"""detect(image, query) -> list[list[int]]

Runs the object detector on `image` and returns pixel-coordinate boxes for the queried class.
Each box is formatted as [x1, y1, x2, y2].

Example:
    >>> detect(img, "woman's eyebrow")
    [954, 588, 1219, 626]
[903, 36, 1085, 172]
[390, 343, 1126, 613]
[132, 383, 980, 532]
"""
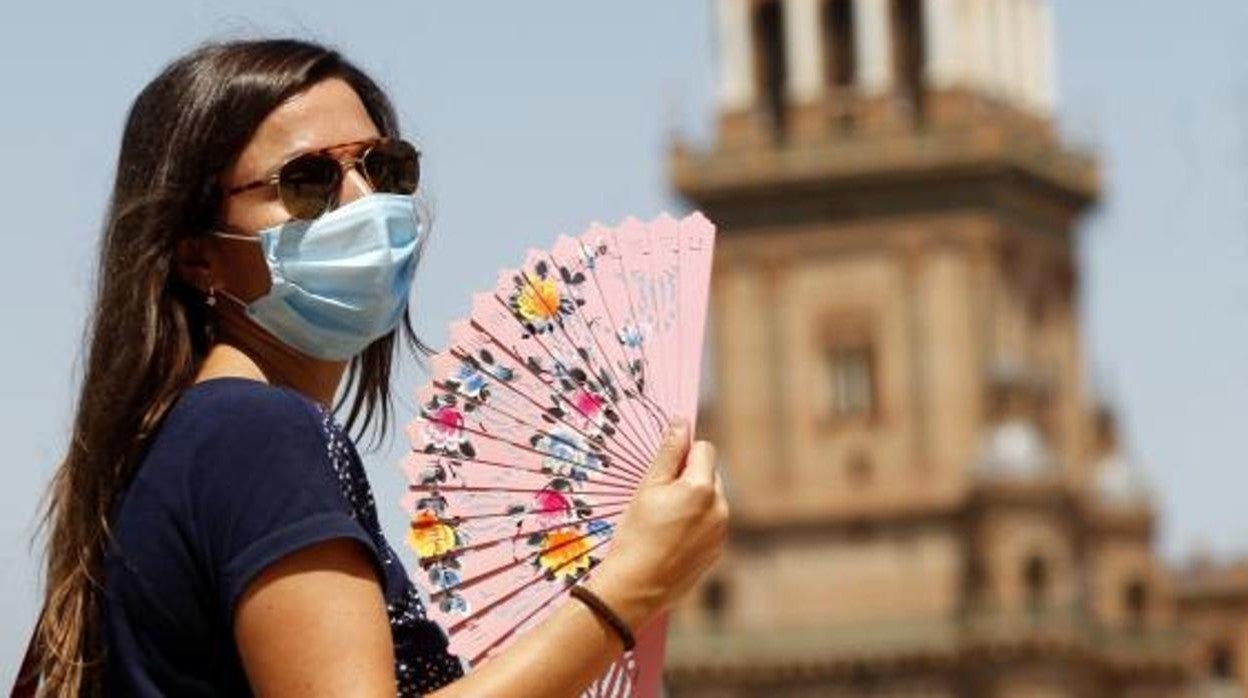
[239, 143, 314, 186]
[274, 142, 316, 164]
[269, 137, 378, 171]
[240, 136, 383, 187]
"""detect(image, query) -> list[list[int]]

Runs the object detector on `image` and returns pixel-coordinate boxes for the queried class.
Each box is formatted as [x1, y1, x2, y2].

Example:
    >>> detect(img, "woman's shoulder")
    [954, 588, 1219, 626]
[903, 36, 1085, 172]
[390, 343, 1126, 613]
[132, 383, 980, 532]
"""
[135, 378, 333, 494]
[165, 377, 323, 436]
[110, 377, 384, 644]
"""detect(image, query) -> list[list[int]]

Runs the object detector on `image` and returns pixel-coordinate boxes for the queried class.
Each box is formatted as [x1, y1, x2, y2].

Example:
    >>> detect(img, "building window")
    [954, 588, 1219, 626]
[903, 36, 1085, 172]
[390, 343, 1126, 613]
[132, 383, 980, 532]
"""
[890, 0, 926, 120]
[965, 556, 987, 597]
[847, 451, 874, 489]
[701, 576, 729, 629]
[1211, 644, 1235, 679]
[1023, 554, 1048, 614]
[826, 344, 875, 420]
[1124, 578, 1147, 629]
[823, 0, 856, 90]
[753, 0, 788, 141]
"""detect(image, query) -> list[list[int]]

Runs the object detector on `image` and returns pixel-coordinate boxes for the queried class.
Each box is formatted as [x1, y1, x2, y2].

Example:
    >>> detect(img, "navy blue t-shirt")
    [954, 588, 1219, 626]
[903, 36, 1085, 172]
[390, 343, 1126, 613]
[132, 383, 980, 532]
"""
[102, 378, 464, 696]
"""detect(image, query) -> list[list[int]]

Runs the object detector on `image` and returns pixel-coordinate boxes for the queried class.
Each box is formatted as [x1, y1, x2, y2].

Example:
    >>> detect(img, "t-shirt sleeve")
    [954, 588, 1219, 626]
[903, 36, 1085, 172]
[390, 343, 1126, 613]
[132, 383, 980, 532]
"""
[182, 385, 382, 626]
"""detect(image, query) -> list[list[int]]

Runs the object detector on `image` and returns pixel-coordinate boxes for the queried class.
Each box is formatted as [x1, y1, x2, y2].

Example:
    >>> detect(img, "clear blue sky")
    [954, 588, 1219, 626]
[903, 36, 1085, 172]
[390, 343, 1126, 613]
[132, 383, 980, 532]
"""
[2, 0, 1245, 684]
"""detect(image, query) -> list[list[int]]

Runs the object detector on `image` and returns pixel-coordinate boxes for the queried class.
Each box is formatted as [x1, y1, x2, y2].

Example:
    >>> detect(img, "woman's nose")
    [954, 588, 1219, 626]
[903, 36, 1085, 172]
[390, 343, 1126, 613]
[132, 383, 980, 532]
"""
[337, 166, 374, 206]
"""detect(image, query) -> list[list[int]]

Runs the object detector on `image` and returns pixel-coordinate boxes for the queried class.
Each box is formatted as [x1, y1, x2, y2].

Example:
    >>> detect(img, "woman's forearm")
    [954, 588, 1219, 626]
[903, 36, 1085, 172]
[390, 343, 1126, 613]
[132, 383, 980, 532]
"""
[428, 568, 651, 698]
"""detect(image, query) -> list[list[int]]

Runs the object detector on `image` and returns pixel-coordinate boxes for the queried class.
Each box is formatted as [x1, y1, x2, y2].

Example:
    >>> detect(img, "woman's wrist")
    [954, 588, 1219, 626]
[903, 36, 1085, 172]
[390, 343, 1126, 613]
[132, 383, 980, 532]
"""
[583, 559, 664, 634]
[570, 585, 635, 650]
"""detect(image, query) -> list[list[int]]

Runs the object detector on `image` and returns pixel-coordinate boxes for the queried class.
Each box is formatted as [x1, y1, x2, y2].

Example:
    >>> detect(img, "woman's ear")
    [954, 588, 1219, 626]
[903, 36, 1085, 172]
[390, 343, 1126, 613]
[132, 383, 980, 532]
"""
[174, 237, 214, 293]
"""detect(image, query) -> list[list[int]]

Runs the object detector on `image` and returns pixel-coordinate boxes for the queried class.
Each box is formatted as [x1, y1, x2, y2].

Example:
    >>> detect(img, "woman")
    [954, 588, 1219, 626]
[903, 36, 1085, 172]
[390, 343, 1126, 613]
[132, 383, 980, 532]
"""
[23, 38, 727, 697]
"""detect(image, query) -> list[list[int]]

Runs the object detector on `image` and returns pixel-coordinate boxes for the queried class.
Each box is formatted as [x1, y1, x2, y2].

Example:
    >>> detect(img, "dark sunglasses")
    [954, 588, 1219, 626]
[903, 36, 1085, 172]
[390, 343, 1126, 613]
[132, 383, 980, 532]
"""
[225, 137, 421, 220]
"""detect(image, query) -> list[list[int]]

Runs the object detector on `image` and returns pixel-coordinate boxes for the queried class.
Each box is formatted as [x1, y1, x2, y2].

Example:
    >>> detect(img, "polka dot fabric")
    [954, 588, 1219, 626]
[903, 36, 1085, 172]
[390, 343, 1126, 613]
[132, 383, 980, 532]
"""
[317, 407, 466, 696]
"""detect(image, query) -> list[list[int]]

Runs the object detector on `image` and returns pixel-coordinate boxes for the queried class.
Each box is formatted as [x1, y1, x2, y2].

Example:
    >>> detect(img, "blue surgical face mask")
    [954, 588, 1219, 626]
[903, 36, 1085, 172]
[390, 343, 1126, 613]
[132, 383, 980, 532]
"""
[214, 192, 423, 360]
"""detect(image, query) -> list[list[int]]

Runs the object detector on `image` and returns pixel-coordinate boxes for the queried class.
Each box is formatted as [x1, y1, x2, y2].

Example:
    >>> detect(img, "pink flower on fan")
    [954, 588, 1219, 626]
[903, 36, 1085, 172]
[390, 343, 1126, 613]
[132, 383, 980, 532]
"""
[535, 487, 573, 526]
[425, 405, 465, 448]
[570, 388, 605, 421]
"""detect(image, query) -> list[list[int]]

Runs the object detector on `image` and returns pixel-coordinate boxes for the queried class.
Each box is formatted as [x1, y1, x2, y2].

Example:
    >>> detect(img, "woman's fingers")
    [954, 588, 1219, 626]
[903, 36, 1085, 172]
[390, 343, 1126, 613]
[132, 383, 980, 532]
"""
[645, 420, 691, 484]
[680, 440, 717, 490]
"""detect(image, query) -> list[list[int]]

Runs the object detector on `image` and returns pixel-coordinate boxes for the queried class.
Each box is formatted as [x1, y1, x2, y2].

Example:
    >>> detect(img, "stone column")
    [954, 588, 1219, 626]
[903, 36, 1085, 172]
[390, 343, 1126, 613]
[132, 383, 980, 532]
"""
[853, 0, 892, 96]
[716, 0, 756, 112]
[960, 0, 994, 98]
[784, 0, 825, 102]
[923, 0, 960, 90]
[1036, 0, 1057, 113]
[988, 0, 1013, 100]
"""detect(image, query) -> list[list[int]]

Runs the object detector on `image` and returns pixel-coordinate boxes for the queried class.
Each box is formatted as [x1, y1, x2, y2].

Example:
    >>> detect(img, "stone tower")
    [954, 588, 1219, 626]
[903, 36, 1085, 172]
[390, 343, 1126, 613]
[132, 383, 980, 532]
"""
[663, 1, 1189, 695]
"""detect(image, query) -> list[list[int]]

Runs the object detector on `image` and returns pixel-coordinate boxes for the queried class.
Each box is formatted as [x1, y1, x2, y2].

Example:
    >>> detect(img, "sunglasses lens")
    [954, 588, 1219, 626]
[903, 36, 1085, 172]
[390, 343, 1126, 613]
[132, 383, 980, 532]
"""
[278, 154, 341, 219]
[363, 139, 420, 196]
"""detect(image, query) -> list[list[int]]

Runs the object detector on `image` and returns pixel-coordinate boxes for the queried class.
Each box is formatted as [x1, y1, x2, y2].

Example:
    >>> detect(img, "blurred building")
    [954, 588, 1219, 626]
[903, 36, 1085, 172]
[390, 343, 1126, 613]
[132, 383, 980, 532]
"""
[663, 1, 1244, 696]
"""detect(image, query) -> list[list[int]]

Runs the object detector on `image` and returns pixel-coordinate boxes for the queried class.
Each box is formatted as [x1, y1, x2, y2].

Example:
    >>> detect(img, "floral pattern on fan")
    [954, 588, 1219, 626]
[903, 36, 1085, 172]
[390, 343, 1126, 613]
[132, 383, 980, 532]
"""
[407, 495, 470, 615]
[533, 429, 606, 481]
[398, 212, 716, 698]
[507, 259, 586, 336]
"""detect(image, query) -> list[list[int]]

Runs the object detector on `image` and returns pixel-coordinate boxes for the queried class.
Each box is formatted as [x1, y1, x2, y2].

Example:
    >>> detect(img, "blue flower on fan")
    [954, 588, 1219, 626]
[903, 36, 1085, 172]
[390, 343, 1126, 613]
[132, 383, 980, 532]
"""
[579, 241, 607, 270]
[450, 362, 488, 399]
[616, 323, 645, 348]
[424, 560, 470, 615]
[587, 519, 614, 540]
[431, 566, 461, 589]
[442, 595, 469, 614]
[483, 361, 514, 382]
[534, 428, 604, 481]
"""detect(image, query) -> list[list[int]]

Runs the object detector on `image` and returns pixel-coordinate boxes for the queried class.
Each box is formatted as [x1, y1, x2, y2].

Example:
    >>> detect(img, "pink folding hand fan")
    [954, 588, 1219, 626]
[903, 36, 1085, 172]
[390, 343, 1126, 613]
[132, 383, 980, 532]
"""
[398, 212, 716, 697]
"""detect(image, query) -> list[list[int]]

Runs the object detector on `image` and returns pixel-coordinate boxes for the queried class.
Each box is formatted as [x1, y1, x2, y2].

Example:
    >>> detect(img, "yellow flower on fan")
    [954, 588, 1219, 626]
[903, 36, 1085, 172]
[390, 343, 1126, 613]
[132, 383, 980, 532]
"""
[537, 527, 592, 580]
[408, 509, 458, 559]
[515, 274, 561, 324]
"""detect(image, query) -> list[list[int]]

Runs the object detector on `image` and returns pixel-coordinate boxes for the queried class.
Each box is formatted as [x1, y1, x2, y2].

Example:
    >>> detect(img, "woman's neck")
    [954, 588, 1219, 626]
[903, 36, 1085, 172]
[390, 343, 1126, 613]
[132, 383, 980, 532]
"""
[195, 318, 346, 406]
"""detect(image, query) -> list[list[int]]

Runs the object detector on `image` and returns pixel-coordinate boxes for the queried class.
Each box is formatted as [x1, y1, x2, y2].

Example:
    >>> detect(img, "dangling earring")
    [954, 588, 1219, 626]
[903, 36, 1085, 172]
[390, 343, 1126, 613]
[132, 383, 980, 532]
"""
[203, 281, 219, 346]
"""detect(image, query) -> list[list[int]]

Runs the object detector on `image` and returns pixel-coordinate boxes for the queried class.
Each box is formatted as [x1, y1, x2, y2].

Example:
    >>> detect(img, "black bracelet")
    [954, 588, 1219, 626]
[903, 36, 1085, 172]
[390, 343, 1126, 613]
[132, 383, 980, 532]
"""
[570, 584, 636, 652]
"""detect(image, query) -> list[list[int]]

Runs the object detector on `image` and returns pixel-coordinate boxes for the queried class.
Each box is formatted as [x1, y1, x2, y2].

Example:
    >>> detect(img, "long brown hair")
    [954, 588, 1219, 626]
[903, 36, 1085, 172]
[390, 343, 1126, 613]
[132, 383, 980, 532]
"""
[33, 38, 426, 696]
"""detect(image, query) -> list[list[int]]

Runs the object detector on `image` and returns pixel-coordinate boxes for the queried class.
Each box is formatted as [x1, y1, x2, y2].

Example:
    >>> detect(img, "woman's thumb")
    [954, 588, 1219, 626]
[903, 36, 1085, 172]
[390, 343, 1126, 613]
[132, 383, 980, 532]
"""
[646, 420, 690, 483]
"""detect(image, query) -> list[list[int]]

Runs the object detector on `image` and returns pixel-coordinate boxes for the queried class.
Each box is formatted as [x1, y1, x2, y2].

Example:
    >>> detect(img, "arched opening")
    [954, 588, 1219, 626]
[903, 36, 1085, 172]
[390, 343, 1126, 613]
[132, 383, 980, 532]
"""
[1210, 643, 1235, 680]
[752, 0, 788, 141]
[701, 576, 729, 630]
[847, 451, 873, 489]
[1124, 578, 1147, 629]
[822, 0, 856, 90]
[1023, 554, 1048, 616]
[889, 0, 926, 121]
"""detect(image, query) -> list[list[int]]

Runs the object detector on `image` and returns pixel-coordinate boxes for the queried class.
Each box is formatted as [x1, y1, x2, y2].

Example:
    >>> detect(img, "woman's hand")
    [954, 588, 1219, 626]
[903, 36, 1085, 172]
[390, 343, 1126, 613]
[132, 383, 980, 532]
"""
[427, 420, 728, 698]
[584, 420, 730, 632]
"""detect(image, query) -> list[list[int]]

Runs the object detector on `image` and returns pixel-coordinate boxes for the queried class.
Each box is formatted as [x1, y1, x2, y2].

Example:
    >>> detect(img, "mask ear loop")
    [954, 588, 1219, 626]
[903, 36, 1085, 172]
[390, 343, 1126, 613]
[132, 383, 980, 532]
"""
[209, 282, 252, 312]
[214, 230, 261, 242]
[208, 230, 265, 312]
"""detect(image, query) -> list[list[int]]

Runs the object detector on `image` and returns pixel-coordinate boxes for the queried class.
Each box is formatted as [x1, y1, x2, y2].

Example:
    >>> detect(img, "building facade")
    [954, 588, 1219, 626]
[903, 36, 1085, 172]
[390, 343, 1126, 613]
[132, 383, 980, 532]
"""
[662, 1, 1242, 695]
